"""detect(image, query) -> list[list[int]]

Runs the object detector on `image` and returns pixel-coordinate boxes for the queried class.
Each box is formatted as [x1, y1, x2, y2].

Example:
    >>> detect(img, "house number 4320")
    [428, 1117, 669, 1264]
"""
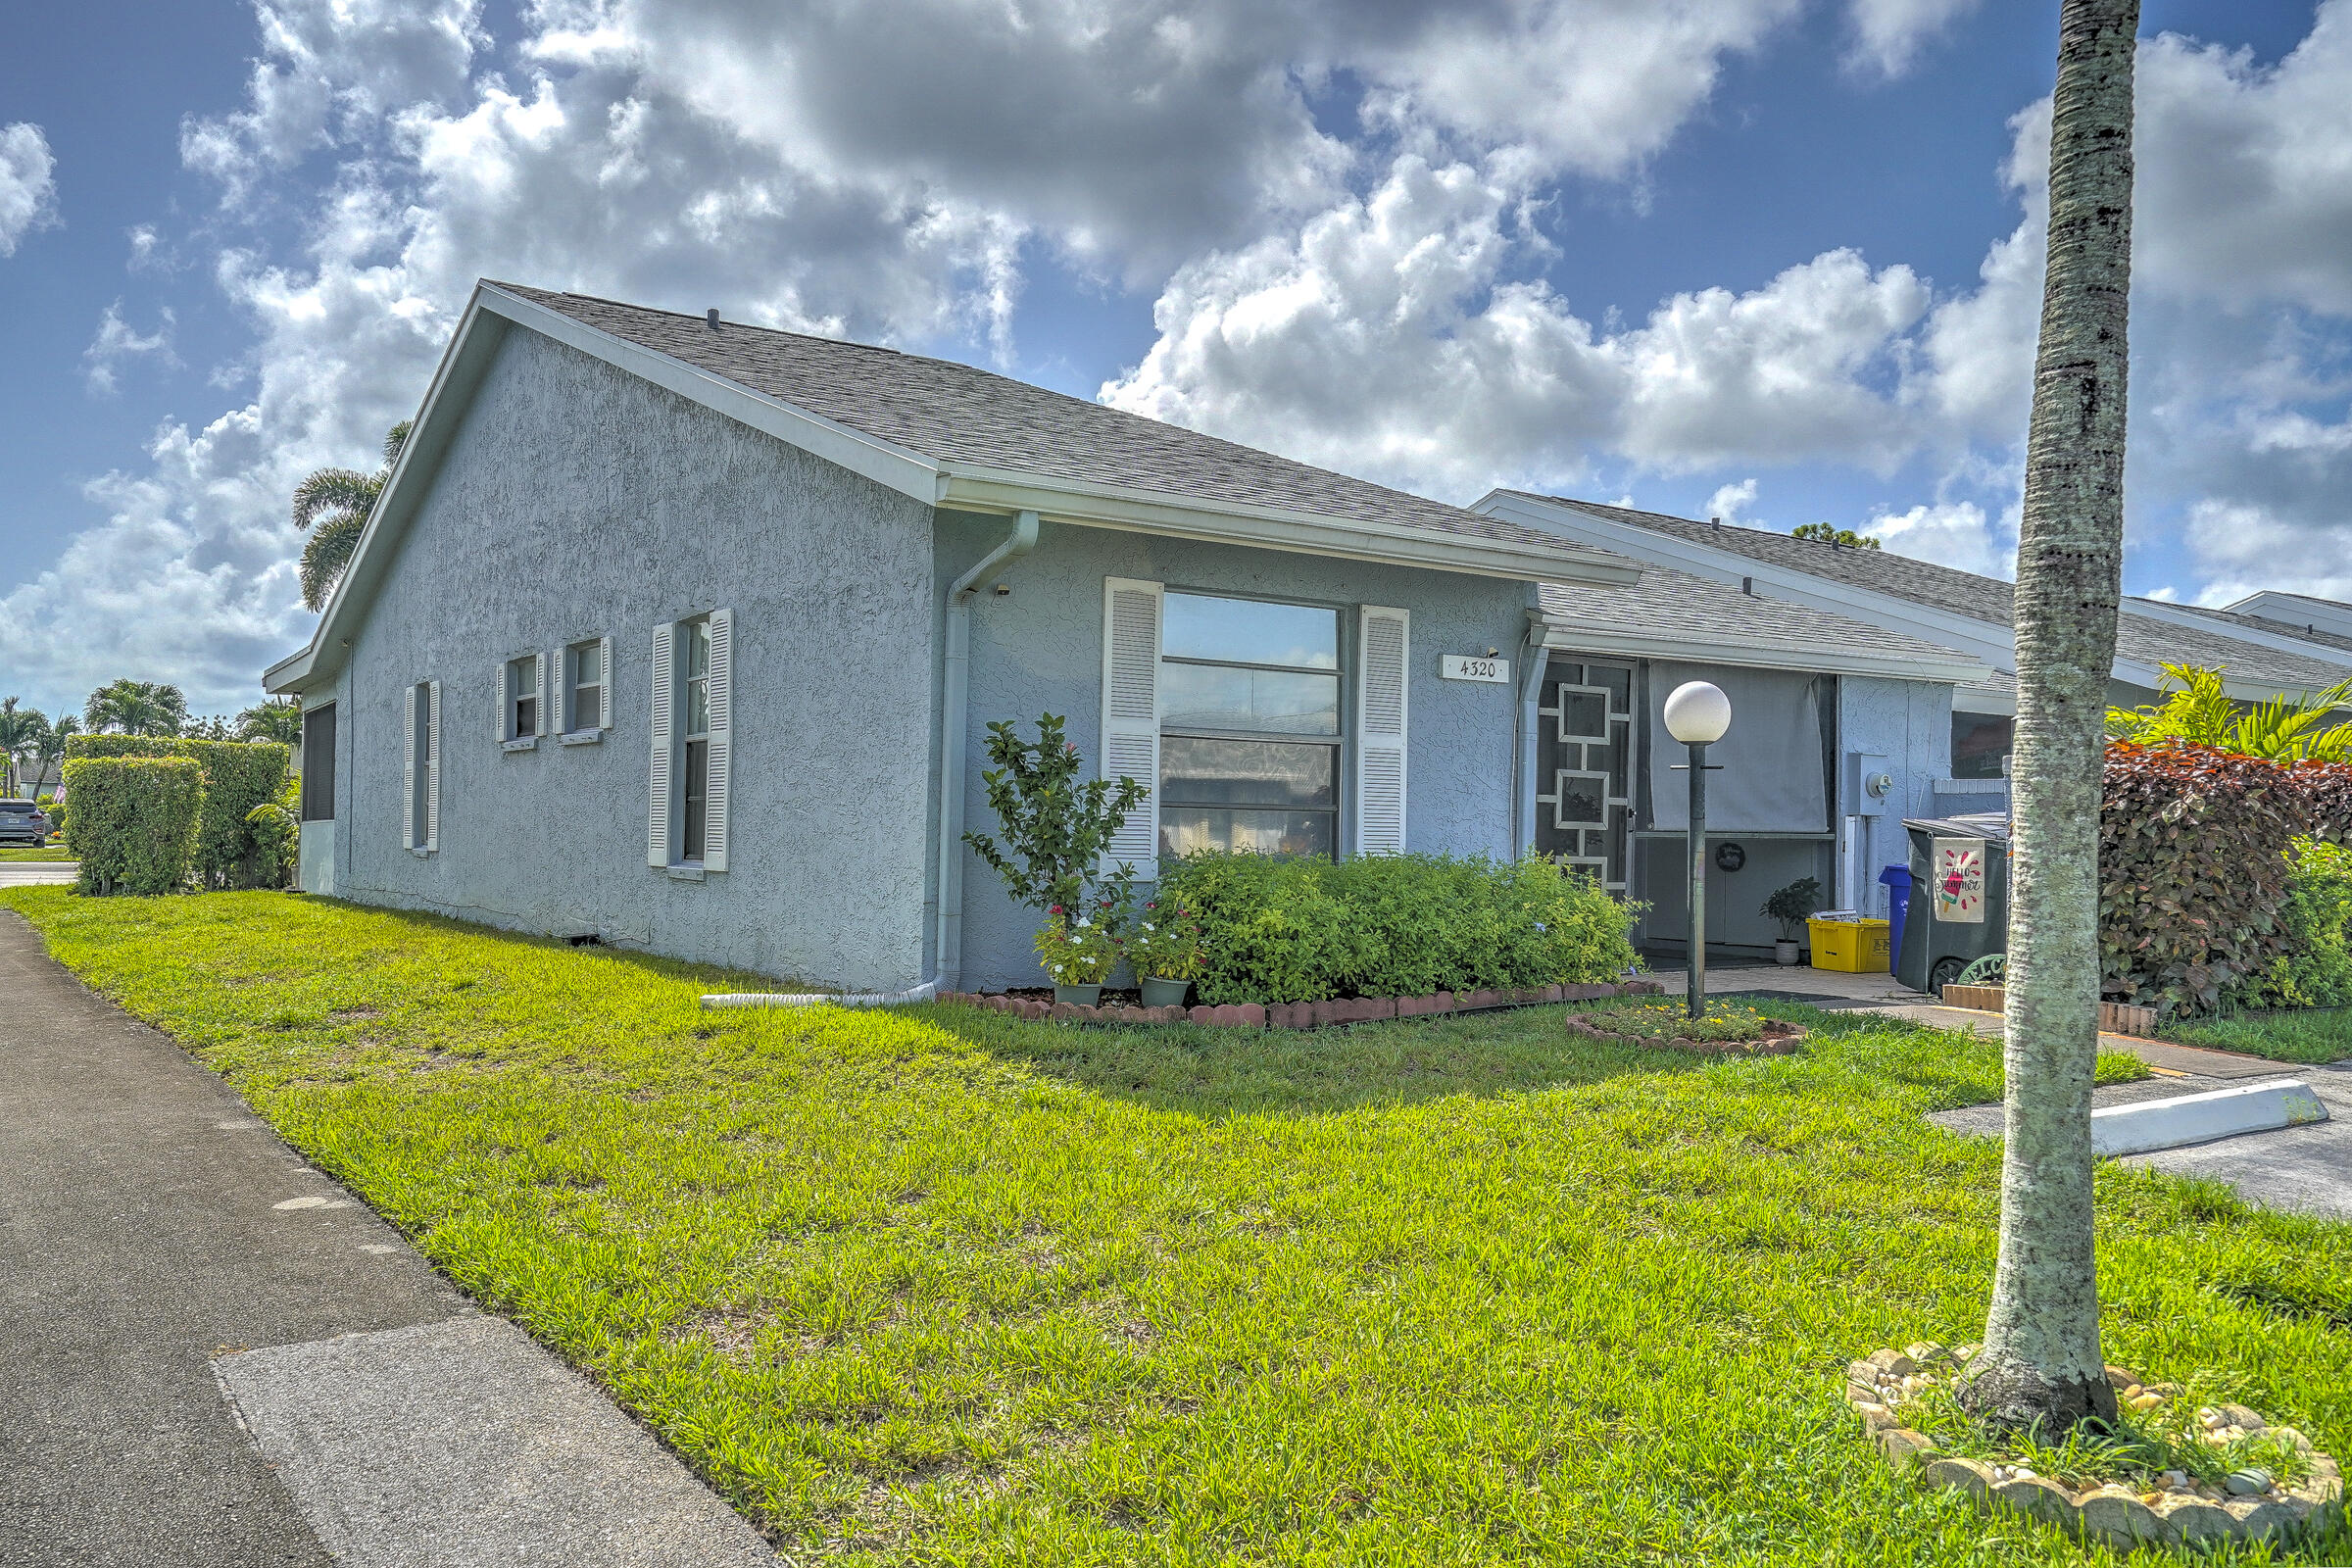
[1439, 655, 1510, 683]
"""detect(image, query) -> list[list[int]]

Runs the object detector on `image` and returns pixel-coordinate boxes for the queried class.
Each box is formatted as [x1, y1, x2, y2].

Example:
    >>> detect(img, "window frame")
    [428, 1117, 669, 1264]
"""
[678, 616, 711, 864]
[563, 637, 605, 737]
[501, 652, 542, 748]
[1155, 588, 1345, 861]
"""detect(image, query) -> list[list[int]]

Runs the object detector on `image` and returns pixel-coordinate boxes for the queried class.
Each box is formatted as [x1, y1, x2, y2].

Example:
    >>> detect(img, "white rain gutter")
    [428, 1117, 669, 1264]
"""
[933, 510, 1040, 993]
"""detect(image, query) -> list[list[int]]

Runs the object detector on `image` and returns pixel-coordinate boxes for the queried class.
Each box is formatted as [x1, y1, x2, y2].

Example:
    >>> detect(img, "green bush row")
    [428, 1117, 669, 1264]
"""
[1158, 852, 1641, 1005]
[66, 734, 292, 889]
[2245, 837, 2352, 1009]
[63, 757, 204, 895]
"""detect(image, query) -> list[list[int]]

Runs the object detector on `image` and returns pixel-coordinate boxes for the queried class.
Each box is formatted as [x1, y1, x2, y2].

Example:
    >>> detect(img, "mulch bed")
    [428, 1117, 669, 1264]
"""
[1562, 1013, 1806, 1056]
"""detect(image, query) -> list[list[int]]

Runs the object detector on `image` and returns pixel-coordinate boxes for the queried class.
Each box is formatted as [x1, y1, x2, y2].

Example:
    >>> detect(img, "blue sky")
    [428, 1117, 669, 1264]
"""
[3, 0, 2348, 719]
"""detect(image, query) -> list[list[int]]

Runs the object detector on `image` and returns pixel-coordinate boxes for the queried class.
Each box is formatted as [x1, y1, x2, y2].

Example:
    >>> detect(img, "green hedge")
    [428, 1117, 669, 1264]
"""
[67, 734, 291, 889]
[63, 756, 203, 895]
[1159, 852, 1641, 1005]
[2246, 837, 2352, 1009]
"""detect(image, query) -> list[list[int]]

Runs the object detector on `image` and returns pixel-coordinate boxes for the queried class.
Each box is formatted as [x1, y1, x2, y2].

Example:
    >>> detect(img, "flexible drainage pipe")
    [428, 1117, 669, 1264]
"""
[700, 982, 940, 1010]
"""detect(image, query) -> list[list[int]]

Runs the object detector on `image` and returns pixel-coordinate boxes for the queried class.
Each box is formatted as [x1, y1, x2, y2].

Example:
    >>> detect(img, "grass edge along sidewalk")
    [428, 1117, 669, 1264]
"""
[5, 888, 2348, 1567]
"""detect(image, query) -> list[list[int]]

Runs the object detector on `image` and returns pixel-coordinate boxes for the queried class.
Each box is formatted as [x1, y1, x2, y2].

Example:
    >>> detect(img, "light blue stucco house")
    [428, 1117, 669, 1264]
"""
[265, 280, 1994, 987]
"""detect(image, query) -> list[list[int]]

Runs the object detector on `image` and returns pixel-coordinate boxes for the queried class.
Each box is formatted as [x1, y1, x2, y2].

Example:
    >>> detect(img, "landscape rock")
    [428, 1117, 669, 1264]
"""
[2076, 1491, 2162, 1546]
[1921, 1456, 1994, 1500]
[2153, 1494, 2236, 1545]
[1876, 1427, 1938, 1471]
[1990, 1475, 2074, 1526]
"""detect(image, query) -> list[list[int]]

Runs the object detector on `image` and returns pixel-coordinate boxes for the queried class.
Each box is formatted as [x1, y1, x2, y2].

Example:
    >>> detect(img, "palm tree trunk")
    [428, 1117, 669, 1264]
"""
[1962, 0, 2138, 1434]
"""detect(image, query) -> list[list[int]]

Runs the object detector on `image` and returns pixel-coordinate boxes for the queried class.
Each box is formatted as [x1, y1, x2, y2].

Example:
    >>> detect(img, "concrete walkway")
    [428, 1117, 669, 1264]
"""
[0, 909, 773, 1566]
[0, 860, 76, 886]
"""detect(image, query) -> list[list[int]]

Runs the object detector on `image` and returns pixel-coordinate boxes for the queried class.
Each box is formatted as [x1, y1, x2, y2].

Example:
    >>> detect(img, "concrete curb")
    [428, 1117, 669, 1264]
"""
[2090, 1080, 2329, 1156]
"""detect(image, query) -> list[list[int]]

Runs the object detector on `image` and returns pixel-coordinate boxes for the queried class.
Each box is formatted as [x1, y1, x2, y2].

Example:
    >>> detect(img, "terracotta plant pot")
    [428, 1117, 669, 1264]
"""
[1053, 984, 1103, 1006]
[1140, 976, 1191, 1007]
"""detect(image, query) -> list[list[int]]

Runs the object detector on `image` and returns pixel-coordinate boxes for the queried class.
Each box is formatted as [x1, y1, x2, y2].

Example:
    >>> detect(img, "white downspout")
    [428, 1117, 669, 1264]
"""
[933, 511, 1040, 993]
[1513, 611, 1549, 858]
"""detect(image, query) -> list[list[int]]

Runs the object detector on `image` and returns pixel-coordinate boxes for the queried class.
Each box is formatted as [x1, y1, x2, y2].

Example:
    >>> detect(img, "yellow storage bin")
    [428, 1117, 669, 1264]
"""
[1809, 915, 1890, 973]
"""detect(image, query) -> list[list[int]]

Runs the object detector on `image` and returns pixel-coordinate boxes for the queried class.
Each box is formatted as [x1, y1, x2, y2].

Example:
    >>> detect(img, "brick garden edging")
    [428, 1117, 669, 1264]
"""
[1847, 1346, 2344, 1547]
[936, 979, 1666, 1028]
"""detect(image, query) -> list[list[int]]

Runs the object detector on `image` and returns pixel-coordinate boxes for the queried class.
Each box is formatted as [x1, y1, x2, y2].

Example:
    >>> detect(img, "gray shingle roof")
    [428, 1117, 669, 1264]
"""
[496, 284, 1614, 562]
[2163, 599, 2352, 659]
[1514, 495, 2352, 693]
[1538, 563, 1981, 674]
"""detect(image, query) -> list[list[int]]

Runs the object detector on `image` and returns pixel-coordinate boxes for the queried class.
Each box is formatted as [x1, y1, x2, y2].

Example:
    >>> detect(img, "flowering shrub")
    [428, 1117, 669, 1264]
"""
[1034, 912, 1116, 986]
[964, 712, 1148, 922]
[1124, 900, 1203, 981]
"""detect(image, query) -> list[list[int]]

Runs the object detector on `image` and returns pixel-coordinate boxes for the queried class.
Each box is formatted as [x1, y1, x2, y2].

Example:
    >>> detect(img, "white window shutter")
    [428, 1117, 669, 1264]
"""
[425, 679, 442, 853]
[403, 684, 417, 848]
[1355, 606, 1408, 856]
[493, 663, 507, 743]
[704, 608, 732, 873]
[648, 622, 674, 865]
[1099, 577, 1162, 879]
[597, 636, 612, 729]
[546, 650, 561, 735]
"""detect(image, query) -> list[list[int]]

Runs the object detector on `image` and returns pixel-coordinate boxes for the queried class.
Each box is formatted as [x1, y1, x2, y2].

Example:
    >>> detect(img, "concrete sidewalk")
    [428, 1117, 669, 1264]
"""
[0, 861, 76, 887]
[0, 909, 772, 1566]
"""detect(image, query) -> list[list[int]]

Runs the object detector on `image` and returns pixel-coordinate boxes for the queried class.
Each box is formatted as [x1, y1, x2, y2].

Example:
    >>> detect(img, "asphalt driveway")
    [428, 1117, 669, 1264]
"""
[0, 909, 770, 1567]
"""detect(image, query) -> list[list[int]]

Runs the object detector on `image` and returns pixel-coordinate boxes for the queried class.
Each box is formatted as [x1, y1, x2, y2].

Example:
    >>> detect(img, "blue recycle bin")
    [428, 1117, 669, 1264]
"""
[1878, 863, 1913, 982]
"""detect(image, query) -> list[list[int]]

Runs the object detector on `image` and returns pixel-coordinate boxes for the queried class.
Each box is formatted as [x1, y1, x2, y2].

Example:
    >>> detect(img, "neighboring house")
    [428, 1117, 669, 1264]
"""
[1475, 492, 2352, 920]
[2208, 589, 2352, 659]
[265, 280, 1679, 993]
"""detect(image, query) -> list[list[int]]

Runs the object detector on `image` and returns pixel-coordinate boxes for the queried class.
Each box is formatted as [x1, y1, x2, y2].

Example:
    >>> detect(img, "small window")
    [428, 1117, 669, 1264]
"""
[504, 654, 541, 742]
[1951, 712, 2015, 780]
[564, 639, 604, 732]
[680, 618, 711, 860]
[300, 704, 337, 822]
[409, 682, 432, 847]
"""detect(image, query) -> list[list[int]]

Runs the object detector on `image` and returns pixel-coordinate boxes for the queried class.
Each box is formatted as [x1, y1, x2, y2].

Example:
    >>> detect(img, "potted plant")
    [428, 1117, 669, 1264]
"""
[1035, 909, 1116, 1004]
[1125, 899, 1202, 1007]
[1761, 876, 1823, 964]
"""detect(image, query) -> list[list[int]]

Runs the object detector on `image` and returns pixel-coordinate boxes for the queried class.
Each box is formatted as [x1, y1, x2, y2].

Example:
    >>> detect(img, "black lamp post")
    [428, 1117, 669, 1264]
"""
[1664, 681, 1732, 1020]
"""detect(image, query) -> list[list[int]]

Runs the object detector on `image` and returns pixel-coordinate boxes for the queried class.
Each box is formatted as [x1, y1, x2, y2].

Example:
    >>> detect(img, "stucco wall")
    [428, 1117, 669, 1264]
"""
[940, 514, 1532, 991]
[334, 326, 936, 989]
[1838, 675, 1956, 916]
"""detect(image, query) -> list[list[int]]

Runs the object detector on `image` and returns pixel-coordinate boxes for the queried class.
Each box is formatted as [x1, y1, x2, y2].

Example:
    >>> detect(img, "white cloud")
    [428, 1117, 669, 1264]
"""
[1103, 158, 1936, 494]
[0, 122, 59, 256]
[83, 304, 179, 395]
[1843, 0, 1982, 79]
[1705, 477, 1759, 525]
[1863, 499, 2009, 578]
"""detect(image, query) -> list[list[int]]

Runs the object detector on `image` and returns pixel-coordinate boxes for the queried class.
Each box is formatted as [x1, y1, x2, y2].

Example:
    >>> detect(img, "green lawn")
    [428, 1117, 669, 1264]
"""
[2164, 1006, 2352, 1067]
[5, 888, 2347, 1567]
[0, 845, 73, 861]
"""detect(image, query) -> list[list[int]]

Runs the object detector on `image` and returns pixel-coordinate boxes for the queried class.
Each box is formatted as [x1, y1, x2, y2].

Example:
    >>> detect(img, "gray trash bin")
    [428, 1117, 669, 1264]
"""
[1895, 811, 2012, 995]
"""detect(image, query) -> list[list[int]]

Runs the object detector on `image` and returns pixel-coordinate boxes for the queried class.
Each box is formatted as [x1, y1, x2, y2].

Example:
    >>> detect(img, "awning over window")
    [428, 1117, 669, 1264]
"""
[1646, 662, 1827, 832]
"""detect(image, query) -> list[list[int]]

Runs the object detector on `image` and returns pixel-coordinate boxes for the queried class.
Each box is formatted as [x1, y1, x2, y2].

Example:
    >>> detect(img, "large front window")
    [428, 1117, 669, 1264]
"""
[1158, 592, 1340, 859]
[680, 618, 710, 860]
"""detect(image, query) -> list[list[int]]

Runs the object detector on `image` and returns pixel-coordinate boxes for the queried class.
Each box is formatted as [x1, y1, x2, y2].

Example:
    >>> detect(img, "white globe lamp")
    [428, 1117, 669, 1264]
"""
[1664, 680, 1733, 1017]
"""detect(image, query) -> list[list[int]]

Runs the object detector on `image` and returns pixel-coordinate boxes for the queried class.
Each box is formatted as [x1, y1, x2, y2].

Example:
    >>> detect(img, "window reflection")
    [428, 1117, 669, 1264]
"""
[1161, 664, 1340, 735]
[1161, 808, 1335, 860]
[1164, 593, 1338, 668]
[1161, 737, 1336, 808]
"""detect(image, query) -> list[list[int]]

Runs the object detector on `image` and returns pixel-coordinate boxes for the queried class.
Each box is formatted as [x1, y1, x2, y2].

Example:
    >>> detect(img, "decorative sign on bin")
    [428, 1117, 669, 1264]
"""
[1933, 837, 1986, 923]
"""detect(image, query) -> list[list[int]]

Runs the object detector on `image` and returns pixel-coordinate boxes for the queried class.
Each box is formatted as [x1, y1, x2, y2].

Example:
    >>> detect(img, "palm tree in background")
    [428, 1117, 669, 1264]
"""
[1959, 0, 2138, 1437]
[29, 713, 78, 795]
[84, 679, 189, 738]
[293, 420, 411, 612]
[236, 697, 304, 746]
[0, 699, 43, 797]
